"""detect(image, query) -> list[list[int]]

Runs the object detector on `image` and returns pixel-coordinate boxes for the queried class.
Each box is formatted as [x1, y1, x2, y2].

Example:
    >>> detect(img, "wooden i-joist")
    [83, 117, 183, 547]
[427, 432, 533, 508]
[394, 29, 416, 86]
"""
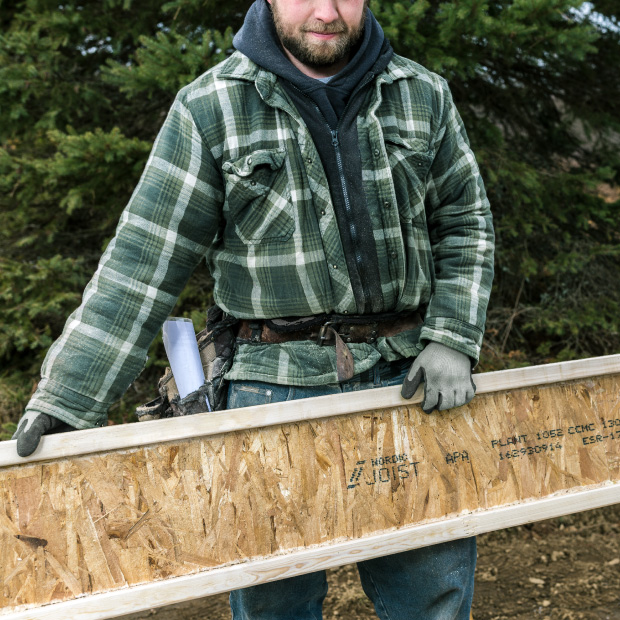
[1, 354, 620, 619]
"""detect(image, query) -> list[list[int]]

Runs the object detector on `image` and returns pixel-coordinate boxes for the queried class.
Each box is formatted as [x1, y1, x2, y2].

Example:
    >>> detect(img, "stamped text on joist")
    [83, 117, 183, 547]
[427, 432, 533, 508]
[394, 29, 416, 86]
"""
[1, 374, 620, 611]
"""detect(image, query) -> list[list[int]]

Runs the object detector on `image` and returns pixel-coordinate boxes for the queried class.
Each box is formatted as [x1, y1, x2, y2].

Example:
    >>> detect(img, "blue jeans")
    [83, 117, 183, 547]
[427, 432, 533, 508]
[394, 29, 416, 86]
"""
[227, 359, 476, 620]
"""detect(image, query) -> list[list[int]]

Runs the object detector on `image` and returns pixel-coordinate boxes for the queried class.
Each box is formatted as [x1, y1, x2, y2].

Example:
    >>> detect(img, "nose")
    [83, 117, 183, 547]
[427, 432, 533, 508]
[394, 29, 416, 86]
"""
[312, 0, 340, 23]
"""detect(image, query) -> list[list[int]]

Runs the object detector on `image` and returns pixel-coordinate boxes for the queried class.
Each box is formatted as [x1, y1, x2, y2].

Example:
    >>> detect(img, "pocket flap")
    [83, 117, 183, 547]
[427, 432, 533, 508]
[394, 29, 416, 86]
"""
[222, 148, 286, 178]
[384, 134, 434, 174]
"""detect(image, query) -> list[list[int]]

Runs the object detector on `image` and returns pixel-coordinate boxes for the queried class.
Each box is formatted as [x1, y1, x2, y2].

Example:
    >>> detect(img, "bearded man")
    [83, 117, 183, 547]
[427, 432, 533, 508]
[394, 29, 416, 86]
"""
[14, 0, 494, 617]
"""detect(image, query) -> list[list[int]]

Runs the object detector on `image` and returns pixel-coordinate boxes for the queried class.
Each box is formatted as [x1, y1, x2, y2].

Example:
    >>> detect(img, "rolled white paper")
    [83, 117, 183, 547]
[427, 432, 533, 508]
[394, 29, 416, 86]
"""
[162, 318, 206, 401]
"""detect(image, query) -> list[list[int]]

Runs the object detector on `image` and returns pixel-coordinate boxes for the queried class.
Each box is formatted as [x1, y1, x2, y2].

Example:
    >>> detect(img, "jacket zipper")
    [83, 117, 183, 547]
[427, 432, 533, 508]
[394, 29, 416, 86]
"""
[288, 76, 377, 311]
[329, 127, 366, 280]
[330, 73, 377, 310]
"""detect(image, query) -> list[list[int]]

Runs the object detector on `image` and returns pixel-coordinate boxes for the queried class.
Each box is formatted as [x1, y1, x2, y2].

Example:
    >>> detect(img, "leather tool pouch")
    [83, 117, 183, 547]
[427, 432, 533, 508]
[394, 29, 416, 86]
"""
[135, 306, 239, 421]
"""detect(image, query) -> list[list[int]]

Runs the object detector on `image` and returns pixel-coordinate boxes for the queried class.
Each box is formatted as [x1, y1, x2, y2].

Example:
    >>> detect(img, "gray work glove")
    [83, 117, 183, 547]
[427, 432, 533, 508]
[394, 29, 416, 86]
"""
[401, 342, 476, 413]
[12, 411, 69, 457]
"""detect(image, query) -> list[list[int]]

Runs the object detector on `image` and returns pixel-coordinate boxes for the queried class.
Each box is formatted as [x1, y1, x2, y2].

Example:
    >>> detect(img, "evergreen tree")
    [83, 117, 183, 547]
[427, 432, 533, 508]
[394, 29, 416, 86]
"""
[1, 0, 618, 431]
[372, 0, 620, 366]
[0, 0, 239, 426]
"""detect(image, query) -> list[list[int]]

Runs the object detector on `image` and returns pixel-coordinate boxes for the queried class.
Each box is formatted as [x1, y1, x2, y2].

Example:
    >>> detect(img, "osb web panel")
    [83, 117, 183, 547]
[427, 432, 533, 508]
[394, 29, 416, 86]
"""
[1, 374, 620, 614]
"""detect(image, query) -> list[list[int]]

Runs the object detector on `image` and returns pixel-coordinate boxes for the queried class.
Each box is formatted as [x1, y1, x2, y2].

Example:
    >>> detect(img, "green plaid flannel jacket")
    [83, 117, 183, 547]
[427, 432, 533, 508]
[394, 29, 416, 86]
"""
[26, 52, 494, 429]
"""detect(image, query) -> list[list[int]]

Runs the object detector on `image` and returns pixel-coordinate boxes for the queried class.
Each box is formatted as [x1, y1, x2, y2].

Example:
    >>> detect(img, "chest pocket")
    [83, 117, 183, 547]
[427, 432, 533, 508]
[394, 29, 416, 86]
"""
[384, 134, 433, 223]
[222, 148, 293, 244]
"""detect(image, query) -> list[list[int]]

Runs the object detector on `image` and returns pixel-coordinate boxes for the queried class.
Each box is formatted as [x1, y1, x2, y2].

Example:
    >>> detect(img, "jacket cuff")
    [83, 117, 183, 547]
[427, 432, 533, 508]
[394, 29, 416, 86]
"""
[26, 379, 108, 429]
[419, 318, 483, 365]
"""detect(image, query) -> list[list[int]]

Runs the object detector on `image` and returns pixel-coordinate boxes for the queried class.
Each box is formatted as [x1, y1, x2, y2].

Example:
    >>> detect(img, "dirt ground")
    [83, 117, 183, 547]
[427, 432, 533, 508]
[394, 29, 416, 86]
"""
[119, 504, 620, 620]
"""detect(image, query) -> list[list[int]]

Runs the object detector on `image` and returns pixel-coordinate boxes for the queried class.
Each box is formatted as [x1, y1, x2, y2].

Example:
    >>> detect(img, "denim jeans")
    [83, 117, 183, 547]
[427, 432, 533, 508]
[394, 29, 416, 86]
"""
[227, 359, 476, 620]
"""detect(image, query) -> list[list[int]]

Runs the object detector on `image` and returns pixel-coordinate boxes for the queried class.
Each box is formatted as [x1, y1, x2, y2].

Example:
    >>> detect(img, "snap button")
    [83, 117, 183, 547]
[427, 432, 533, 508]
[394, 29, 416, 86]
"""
[333, 264, 338, 269]
[250, 181, 257, 187]
[320, 210, 326, 216]
[247, 157, 252, 165]
[384, 201, 390, 209]
[307, 157, 312, 164]
[374, 148, 380, 156]
[390, 251, 397, 259]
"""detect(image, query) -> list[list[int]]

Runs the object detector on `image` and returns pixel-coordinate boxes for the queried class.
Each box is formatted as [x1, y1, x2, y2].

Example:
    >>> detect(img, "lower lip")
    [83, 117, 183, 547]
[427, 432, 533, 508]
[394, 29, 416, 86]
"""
[309, 32, 340, 40]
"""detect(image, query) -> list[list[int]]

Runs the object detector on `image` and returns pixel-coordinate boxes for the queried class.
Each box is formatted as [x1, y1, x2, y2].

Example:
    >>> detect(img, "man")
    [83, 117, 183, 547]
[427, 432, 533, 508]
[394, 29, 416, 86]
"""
[14, 0, 494, 617]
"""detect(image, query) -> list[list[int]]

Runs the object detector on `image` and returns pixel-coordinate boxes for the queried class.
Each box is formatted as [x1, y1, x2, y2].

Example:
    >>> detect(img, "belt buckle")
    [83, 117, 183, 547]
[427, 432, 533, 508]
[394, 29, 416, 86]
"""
[316, 321, 335, 346]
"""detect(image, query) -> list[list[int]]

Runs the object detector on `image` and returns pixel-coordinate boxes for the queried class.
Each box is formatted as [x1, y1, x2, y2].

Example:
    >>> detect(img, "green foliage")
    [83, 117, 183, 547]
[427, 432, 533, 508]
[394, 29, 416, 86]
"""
[372, 0, 620, 368]
[0, 255, 84, 357]
[161, 0, 250, 33]
[102, 28, 233, 99]
[1, 0, 619, 429]
[0, 0, 240, 426]
[0, 423, 17, 442]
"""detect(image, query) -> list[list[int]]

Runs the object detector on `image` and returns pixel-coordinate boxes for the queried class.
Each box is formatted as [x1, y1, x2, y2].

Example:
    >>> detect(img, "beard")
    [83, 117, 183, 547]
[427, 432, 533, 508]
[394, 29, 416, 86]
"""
[271, 0, 367, 70]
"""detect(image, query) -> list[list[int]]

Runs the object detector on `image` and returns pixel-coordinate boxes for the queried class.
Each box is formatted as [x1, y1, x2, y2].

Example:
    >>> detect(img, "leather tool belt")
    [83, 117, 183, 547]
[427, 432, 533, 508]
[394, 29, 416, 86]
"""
[237, 311, 424, 383]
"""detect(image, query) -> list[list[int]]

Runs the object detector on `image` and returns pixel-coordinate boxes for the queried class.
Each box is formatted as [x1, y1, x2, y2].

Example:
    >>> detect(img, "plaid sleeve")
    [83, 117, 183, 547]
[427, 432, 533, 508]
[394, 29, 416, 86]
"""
[419, 79, 495, 363]
[25, 93, 225, 429]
